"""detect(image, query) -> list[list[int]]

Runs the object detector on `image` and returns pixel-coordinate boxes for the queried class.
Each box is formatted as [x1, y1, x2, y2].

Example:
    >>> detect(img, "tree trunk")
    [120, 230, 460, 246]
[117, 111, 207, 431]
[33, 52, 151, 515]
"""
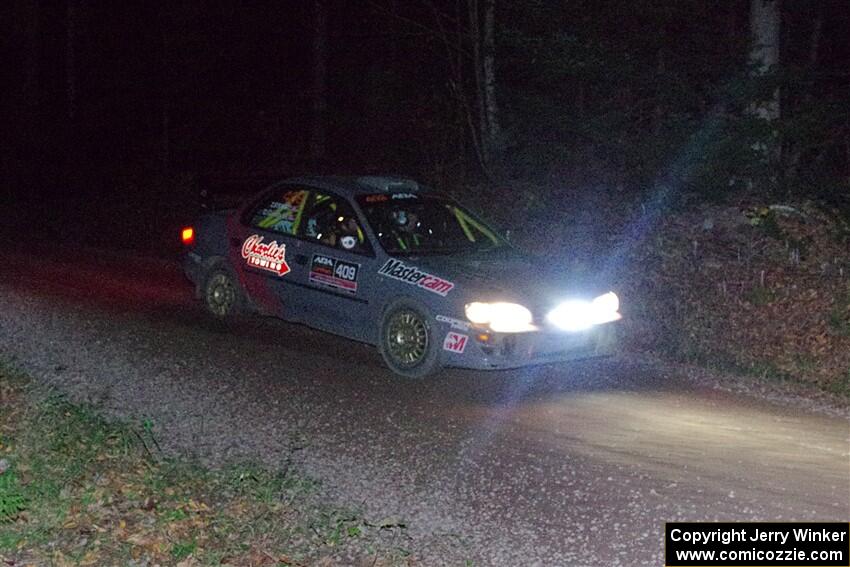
[468, 0, 499, 172]
[5, 0, 41, 188]
[652, 48, 666, 137]
[808, 5, 822, 66]
[23, 0, 40, 108]
[749, 0, 781, 189]
[468, 0, 487, 161]
[66, 0, 77, 121]
[310, 0, 328, 163]
[783, 4, 823, 187]
[481, 0, 500, 157]
[749, 0, 780, 121]
[160, 7, 171, 174]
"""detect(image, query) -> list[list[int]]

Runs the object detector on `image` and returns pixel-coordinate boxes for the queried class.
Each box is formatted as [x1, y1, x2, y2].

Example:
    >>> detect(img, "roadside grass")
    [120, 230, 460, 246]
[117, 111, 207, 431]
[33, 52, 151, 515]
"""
[663, 339, 793, 384]
[0, 366, 412, 566]
[826, 369, 850, 397]
[648, 318, 850, 400]
[827, 288, 850, 338]
[665, 340, 850, 402]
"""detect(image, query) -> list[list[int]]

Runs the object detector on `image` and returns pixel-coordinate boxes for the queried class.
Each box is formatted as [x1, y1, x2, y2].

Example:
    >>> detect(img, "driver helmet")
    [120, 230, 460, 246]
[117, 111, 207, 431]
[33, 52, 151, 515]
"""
[391, 209, 410, 227]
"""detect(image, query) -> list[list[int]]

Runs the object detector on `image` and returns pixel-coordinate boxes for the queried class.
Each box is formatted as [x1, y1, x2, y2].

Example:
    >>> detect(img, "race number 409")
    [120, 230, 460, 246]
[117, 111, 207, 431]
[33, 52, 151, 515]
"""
[334, 262, 357, 281]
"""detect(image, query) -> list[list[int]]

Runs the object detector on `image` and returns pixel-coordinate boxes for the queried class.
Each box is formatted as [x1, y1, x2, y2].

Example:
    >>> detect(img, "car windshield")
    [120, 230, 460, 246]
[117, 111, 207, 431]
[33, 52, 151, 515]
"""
[356, 193, 506, 256]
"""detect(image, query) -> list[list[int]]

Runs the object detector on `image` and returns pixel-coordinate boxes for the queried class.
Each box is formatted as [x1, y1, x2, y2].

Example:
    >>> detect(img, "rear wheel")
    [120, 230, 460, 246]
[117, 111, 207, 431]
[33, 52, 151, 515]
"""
[203, 268, 243, 318]
[379, 299, 441, 378]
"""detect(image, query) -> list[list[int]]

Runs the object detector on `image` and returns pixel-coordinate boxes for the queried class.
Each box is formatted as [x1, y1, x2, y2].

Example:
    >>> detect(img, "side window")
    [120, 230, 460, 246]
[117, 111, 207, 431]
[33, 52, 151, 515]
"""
[247, 189, 310, 235]
[302, 193, 371, 254]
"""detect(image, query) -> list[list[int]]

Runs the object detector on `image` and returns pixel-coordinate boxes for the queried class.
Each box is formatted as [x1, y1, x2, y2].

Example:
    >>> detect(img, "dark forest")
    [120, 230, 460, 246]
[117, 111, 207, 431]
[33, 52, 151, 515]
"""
[4, 2, 849, 221]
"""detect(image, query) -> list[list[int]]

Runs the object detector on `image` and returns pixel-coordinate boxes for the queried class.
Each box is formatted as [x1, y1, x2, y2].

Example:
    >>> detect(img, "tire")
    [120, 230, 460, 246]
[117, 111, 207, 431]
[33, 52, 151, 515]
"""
[378, 298, 442, 379]
[202, 267, 244, 319]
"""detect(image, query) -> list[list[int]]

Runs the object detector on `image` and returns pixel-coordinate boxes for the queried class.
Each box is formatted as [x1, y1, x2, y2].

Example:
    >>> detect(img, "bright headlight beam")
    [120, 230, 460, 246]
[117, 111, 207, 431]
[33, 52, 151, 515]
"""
[547, 292, 621, 332]
[465, 302, 494, 324]
[464, 302, 536, 333]
[592, 291, 619, 314]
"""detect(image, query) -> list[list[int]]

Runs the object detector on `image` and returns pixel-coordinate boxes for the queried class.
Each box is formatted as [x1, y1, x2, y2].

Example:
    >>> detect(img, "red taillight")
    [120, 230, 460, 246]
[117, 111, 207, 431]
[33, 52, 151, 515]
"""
[181, 227, 195, 245]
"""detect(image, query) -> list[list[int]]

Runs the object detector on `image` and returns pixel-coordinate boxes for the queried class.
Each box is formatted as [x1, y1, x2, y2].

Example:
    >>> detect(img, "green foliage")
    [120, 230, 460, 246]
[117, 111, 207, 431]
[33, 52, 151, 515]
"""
[171, 539, 197, 561]
[224, 464, 319, 506]
[312, 509, 365, 547]
[0, 467, 27, 522]
[745, 286, 775, 307]
[827, 370, 850, 397]
[827, 289, 850, 337]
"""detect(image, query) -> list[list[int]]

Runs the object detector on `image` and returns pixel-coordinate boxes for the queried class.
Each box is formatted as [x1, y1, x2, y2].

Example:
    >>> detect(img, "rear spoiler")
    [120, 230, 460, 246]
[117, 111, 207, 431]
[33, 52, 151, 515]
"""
[198, 176, 279, 212]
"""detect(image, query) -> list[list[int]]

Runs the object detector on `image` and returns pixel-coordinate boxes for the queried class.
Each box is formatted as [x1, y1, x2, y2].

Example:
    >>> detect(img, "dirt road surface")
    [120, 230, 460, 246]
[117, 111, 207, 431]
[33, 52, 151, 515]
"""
[1, 246, 847, 565]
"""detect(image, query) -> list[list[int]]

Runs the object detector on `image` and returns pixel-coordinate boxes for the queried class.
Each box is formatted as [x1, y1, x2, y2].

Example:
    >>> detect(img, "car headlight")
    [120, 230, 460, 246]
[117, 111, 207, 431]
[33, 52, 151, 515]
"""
[546, 292, 621, 332]
[464, 302, 536, 333]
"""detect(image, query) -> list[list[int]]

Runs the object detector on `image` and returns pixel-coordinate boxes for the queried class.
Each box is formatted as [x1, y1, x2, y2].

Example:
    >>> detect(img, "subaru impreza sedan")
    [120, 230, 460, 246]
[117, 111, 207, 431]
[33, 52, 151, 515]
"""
[182, 176, 620, 378]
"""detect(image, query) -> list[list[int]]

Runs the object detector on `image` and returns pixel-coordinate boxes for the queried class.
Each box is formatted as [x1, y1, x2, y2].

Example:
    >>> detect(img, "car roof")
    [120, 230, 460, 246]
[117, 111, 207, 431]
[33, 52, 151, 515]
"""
[280, 175, 429, 197]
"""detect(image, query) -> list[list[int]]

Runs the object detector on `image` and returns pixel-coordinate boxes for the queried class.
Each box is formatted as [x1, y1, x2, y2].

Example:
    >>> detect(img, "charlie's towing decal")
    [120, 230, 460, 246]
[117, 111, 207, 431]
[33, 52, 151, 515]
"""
[241, 234, 290, 276]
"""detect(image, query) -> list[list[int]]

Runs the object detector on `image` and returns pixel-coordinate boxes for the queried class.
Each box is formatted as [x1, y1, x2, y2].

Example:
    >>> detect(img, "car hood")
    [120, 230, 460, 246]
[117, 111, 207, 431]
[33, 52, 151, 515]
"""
[408, 248, 611, 308]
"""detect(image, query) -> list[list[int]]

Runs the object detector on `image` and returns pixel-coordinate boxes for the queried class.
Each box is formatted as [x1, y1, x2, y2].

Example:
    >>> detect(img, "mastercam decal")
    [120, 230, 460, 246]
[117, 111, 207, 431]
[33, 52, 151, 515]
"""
[241, 234, 290, 276]
[377, 259, 454, 296]
[309, 254, 359, 293]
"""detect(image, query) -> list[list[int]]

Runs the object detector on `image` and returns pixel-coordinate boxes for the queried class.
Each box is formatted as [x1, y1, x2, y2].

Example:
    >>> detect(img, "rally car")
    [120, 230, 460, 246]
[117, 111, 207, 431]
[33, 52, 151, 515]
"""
[181, 176, 621, 378]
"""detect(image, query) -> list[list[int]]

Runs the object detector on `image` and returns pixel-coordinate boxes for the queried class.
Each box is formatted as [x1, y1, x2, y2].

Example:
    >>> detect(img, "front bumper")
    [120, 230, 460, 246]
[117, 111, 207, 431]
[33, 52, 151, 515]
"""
[443, 322, 618, 370]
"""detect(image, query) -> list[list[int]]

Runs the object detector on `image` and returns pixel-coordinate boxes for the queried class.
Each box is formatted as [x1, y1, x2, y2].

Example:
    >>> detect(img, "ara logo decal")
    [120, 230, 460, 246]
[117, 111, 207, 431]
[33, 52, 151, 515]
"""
[241, 234, 290, 276]
[377, 259, 454, 296]
[442, 332, 468, 353]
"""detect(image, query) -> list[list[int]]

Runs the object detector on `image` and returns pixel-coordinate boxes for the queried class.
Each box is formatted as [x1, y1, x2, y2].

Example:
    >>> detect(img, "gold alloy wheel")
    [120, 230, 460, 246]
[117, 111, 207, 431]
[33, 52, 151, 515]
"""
[385, 309, 429, 367]
[205, 272, 236, 317]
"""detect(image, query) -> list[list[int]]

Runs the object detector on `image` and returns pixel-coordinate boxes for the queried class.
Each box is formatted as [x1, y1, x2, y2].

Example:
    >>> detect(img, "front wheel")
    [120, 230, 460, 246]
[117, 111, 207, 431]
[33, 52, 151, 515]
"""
[379, 299, 442, 379]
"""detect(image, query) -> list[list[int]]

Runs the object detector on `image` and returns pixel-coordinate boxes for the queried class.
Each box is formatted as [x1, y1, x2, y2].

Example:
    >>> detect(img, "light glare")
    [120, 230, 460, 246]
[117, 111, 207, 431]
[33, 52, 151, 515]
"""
[547, 292, 621, 332]
[464, 302, 535, 333]
[592, 292, 619, 313]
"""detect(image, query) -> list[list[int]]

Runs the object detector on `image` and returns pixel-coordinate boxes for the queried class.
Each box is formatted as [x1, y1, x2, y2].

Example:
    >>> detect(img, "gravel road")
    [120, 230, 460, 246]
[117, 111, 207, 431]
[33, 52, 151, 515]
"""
[1, 245, 848, 565]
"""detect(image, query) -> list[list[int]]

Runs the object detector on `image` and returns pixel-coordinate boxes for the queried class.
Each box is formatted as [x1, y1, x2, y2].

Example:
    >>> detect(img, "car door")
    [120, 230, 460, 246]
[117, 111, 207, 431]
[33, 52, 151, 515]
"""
[228, 186, 314, 321]
[292, 191, 378, 341]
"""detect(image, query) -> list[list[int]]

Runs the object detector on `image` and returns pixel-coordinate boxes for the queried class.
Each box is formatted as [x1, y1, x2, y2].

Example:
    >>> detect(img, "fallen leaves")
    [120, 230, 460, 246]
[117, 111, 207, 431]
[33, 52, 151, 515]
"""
[621, 198, 850, 392]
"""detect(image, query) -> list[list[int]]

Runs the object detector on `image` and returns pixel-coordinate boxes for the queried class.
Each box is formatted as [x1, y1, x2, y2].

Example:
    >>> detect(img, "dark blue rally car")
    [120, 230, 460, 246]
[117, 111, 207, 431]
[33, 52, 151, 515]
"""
[182, 176, 621, 377]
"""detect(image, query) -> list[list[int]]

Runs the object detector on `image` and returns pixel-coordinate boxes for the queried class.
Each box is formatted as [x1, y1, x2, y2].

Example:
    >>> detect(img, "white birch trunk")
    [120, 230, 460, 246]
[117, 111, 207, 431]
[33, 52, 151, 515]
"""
[749, 0, 780, 121]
